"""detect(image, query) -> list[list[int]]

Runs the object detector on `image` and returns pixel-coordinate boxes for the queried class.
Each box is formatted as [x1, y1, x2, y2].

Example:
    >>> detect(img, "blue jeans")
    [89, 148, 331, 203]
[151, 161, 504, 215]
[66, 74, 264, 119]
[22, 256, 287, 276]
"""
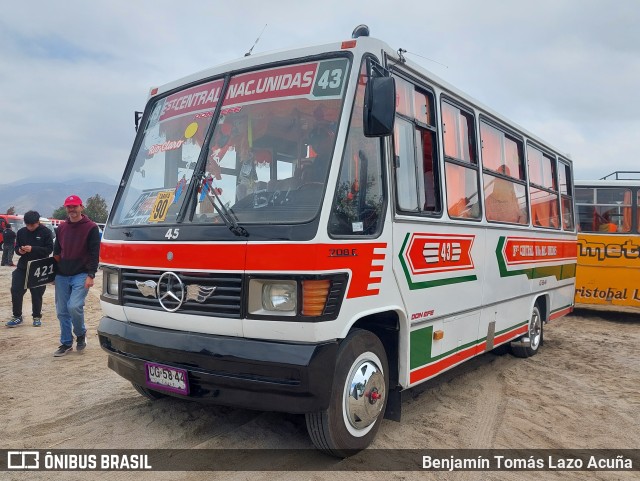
[55, 273, 89, 346]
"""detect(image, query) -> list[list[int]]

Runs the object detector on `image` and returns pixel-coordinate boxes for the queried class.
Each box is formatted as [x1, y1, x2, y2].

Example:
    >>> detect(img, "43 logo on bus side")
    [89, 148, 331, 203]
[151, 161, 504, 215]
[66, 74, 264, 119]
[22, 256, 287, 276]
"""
[403, 233, 475, 276]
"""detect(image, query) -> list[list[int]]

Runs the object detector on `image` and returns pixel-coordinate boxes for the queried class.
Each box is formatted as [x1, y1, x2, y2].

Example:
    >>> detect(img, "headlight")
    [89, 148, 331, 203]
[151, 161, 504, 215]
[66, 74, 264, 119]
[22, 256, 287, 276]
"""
[101, 267, 120, 302]
[262, 283, 297, 311]
[248, 279, 297, 316]
[107, 272, 119, 296]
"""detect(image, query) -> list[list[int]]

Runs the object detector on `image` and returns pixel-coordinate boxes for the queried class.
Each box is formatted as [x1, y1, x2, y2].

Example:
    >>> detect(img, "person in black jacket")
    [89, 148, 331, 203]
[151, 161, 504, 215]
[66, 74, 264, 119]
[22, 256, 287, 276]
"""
[6, 211, 54, 327]
[1, 224, 17, 267]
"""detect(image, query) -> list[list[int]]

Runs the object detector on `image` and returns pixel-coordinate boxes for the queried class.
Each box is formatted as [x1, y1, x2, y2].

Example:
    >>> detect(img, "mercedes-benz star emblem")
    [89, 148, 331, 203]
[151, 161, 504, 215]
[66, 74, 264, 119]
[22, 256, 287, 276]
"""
[157, 272, 185, 312]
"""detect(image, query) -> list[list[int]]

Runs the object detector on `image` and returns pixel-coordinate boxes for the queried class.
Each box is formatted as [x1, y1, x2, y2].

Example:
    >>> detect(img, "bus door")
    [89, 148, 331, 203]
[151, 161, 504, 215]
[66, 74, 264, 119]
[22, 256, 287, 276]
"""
[390, 77, 485, 385]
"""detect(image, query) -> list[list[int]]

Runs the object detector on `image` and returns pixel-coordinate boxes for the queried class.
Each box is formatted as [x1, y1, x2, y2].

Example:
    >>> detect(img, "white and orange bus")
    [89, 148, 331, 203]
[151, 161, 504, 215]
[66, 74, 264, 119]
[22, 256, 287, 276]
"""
[575, 172, 640, 308]
[98, 26, 577, 456]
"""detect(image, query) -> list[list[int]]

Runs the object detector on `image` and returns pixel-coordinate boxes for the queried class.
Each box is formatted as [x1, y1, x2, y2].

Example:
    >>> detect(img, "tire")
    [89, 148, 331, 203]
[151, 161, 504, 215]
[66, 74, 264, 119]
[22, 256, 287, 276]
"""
[305, 329, 388, 458]
[132, 382, 166, 400]
[510, 304, 543, 358]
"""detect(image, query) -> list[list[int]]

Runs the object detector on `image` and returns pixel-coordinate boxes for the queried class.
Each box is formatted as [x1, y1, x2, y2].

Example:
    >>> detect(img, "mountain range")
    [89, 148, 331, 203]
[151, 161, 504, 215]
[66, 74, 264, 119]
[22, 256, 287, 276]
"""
[0, 179, 118, 218]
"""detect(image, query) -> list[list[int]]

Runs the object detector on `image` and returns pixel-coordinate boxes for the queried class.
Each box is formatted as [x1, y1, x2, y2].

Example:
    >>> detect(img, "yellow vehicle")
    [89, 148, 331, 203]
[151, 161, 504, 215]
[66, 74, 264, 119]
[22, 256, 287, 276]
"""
[575, 172, 640, 307]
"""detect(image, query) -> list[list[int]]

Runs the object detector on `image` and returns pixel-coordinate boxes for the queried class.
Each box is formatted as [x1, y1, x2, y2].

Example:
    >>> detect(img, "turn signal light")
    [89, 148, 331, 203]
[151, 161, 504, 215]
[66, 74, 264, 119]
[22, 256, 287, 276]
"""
[302, 280, 331, 316]
[433, 330, 444, 341]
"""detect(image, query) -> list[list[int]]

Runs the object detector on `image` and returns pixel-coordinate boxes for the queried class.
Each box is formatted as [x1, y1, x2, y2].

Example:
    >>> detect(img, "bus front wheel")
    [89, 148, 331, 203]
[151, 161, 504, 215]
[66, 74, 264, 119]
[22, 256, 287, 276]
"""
[305, 329, 388, 458]
[510, 305, 543, 358]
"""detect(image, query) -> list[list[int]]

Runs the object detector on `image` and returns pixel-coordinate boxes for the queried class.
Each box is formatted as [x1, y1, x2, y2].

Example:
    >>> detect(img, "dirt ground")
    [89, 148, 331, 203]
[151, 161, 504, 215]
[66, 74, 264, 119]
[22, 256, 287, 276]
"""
[1, 264, 638, 481]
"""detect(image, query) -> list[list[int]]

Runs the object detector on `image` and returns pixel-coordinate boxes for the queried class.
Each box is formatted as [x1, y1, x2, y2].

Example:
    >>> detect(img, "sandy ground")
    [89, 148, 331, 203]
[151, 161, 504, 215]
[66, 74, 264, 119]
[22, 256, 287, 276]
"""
[1, 264, 639, 481]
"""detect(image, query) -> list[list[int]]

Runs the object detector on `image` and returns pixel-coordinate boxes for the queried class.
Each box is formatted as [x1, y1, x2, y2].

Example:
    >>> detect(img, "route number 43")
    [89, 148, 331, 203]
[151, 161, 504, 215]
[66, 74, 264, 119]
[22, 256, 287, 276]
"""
[317, 69, 343, 89]
[165, 228, 180, 240]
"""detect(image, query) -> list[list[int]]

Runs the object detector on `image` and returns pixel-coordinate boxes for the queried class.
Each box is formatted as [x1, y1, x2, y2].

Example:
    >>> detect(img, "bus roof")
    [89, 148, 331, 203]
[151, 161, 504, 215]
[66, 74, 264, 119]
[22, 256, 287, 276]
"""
[575, 179, 640, 188]
[147, 29, 572, 163]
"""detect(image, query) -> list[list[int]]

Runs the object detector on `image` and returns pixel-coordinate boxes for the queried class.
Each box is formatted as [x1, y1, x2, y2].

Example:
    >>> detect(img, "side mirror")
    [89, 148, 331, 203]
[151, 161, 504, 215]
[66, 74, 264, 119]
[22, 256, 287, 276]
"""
[363, 76, 396, 137]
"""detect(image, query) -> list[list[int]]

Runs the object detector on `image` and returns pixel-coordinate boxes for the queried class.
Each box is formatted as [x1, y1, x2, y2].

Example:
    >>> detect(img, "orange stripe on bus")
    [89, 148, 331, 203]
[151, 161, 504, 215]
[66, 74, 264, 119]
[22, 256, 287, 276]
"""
[100, 241, 387, 299]
[410, 324, 528, 384]
[550, 306, 573, 320]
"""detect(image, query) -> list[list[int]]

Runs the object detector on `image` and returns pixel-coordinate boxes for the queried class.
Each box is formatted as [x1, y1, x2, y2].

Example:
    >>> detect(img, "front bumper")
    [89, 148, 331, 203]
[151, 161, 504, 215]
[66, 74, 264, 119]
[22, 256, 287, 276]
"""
[97, 316, 339, 413]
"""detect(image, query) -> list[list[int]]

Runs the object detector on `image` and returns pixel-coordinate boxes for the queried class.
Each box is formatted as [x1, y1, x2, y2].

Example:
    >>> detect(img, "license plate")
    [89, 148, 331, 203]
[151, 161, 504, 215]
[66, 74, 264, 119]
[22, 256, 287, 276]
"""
[144, 362, 189, 395]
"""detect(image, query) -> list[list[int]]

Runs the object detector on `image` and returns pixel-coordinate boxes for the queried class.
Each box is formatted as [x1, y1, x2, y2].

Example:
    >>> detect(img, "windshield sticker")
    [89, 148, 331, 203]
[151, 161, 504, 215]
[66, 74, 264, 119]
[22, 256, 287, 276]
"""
[147, 139, 185, 156]
[156, 59, 348, 124]
[225, 63, 316, 105]
[198, 175, 223, 204]
[184, 122, 199, 138]
[206, 123, 234, 180]
[158, 79, 225, 122]
[199, 175, 214, 203]
[225, 59, 348, 106]
[123, 191, 161, 224]
[148, 191, 175, 223]
[173, 175, 187, 204]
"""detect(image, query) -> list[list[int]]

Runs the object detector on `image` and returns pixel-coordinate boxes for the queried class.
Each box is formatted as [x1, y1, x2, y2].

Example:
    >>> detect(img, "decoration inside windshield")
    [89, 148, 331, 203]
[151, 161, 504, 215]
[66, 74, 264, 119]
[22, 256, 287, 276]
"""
[114, 58, 349, 227]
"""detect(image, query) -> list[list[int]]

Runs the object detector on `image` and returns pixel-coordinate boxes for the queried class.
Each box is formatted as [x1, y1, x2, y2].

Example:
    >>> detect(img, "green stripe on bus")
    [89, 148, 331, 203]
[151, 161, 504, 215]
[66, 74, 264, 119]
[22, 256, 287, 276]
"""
[409, 320, 528, 369]
[495, 237, 576, 281]
[410, 326, 433, 369]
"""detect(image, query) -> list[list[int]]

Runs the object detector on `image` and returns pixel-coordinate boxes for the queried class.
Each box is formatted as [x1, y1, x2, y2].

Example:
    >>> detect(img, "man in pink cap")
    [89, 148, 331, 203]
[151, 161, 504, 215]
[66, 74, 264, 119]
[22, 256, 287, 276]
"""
[52, 195, 101, 357]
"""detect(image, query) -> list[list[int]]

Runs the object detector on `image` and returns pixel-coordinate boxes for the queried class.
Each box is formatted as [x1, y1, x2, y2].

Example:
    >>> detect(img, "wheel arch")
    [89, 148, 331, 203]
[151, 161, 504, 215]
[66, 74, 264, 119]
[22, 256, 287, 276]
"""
[349, 310, 401, 390]
[534, 293, 550, 324]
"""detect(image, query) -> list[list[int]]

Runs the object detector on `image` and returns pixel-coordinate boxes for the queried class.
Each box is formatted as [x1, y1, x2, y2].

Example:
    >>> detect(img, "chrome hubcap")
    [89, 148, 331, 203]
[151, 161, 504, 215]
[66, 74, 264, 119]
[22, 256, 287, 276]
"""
[345, 359, 385, 431]
[529, 310, 541, 350]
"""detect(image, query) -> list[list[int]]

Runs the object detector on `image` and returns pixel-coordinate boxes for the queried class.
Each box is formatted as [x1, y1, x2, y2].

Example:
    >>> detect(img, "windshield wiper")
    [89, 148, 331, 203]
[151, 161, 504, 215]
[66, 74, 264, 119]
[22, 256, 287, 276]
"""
[199, 175, 249, 237]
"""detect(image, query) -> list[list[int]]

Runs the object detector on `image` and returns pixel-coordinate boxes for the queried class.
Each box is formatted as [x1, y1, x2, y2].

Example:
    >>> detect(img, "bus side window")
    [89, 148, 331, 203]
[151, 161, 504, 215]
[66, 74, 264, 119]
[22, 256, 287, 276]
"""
[394, 118, 420, 211]
[598, 213, 617, 232]
[530, 189, 559, 228]
[527, 144, 560, 229]
[420, 129, 439, 212]
[623, 189, 632, 231]
[329, 59, 385, 237]
[445, 163, 480, 218]
[480, 121, 528, 225]
[390, 77, 442, 218]
[558, 160, 575, 231]
[441, 100, 479, 220]
[579, 205, 595, 232]
[484, 168, 527, 224]
[637, 191, 640, 233]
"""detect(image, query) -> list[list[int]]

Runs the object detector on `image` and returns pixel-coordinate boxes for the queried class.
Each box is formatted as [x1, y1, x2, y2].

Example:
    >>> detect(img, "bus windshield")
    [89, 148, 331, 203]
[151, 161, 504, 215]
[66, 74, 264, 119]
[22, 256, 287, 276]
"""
[112, 57, 351, 227]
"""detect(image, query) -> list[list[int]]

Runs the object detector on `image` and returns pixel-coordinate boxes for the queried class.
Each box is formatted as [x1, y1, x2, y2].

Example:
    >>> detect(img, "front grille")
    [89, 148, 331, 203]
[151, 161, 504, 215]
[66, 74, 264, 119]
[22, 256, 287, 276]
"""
[121, 269, 242, 318]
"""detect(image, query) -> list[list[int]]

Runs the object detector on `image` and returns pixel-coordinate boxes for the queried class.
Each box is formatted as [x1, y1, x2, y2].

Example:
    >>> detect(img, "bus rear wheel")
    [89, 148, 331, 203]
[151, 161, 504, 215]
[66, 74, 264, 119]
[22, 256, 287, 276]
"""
[510, 305, 543, 358]
[305, 329, 388, 458]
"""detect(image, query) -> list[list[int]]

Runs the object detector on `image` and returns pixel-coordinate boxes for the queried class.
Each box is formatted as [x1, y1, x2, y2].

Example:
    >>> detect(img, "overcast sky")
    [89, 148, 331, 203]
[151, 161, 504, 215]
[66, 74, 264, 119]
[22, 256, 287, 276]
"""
[1, 0, 639, 185]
